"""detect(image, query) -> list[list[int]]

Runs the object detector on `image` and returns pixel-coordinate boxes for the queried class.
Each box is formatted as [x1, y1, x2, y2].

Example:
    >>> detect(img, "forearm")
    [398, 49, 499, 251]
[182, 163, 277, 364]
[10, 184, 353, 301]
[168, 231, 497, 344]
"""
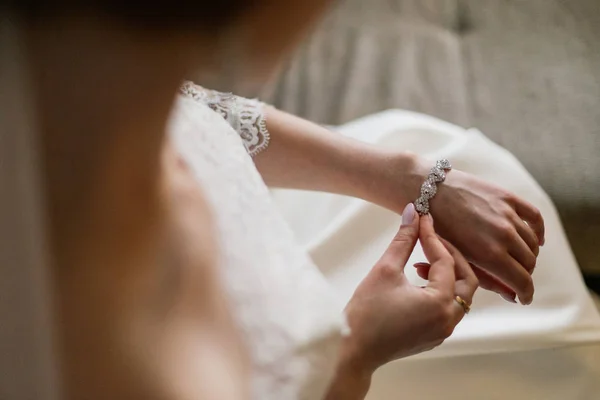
[178, 82, 425, 213]
[255, 107, 423, 212]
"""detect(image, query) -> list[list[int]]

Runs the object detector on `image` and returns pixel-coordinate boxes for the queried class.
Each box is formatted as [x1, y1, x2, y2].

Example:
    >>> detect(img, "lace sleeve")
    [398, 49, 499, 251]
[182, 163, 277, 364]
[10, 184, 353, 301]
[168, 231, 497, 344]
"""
[180, 81, 271, 157]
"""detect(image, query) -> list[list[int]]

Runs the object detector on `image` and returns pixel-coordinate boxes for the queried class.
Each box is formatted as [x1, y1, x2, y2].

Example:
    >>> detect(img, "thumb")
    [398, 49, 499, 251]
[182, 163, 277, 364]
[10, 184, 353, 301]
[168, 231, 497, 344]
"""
[378, 203, 420, 272]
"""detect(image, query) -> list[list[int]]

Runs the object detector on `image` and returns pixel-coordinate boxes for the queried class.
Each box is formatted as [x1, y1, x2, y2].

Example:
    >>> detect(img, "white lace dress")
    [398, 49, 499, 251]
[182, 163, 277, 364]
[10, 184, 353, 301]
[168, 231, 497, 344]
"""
[171, 83, 346, 400]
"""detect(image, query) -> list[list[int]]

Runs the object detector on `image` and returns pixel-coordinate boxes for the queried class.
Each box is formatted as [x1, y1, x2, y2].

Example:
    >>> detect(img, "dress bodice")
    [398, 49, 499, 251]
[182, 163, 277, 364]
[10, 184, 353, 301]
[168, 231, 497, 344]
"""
[169, 95, 345, 400]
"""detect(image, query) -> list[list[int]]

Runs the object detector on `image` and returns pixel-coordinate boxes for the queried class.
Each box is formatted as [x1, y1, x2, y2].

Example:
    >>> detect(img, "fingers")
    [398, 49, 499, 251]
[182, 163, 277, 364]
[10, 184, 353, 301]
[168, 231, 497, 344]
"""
[512, 214, 540, 257]
[477, 207, 538, 302]
[419, 215, 455, 292]
[506, 209, 540, 274]
[474, 246, 534, 304]
[415, 239, 476, 324]
[438, 238, 478, 304]
[475, 214, 535, 304]
[414, 262, 518, 304]
[377, 203, 420, 273]
[470, 266, 517, 303]
[507, 229, 537, 273]
[438, 239, 477, 324]
[414, 263, 431, 281]
[494, 255, 534, 305]
[512, 197, 545, 246]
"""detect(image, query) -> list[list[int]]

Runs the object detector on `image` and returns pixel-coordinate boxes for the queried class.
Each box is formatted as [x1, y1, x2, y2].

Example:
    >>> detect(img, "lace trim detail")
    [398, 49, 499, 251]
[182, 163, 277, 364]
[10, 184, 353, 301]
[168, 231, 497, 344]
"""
[180, 81, 271, 157]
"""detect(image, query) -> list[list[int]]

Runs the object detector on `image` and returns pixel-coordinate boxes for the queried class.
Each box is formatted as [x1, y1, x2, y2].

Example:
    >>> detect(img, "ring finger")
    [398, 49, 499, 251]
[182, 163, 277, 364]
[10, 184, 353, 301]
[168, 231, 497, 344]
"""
[439, 238, 478, 321]
[513, 215, 540, 257]
[508, 230, 537, 273]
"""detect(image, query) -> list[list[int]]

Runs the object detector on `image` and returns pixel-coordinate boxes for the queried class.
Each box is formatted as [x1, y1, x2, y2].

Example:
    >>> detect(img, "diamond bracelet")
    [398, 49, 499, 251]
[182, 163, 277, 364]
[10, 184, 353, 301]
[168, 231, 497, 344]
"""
[414, 159, 452, 215]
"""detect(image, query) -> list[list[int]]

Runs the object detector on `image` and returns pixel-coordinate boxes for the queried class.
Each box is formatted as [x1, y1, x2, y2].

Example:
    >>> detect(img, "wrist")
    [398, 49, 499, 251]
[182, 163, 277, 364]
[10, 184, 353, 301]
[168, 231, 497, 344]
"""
[364, 150, 429, 214]
[324, 356, 372, 400]
[323, 315, 377, 400]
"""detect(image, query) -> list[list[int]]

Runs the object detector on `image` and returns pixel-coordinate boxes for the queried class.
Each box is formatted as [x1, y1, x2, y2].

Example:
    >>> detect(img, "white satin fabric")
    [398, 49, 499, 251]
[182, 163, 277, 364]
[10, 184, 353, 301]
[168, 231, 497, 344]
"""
[272, 110, 600, 400]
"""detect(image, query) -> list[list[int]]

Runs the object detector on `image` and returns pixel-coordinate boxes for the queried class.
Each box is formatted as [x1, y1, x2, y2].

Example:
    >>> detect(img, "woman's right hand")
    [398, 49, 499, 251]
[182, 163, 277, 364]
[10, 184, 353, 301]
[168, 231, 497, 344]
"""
[326, 203, 478, 399]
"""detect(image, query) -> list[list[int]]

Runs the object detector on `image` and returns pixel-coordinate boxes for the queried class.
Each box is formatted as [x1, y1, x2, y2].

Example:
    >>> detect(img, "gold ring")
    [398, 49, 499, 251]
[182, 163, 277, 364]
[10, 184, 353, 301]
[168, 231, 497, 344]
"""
[454, 295, 471, 314]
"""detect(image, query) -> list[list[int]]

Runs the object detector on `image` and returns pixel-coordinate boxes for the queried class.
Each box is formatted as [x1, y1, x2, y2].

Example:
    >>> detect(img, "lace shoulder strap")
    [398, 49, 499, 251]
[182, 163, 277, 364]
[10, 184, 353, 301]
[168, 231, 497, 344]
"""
[180, 81, 271, 157]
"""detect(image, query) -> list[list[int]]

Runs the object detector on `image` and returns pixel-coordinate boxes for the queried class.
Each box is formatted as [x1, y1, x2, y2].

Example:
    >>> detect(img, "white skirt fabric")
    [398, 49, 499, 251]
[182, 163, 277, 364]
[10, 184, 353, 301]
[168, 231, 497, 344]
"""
[272, 110, 600, 400]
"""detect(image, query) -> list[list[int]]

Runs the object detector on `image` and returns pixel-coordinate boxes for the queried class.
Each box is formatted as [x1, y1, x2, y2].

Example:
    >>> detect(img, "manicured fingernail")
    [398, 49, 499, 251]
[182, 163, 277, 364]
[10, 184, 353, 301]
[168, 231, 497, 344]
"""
[518, 295, 533, 306]
[413, 262, 430, 268]
[500, 293, 517, 303]
[402, 203, 416, 225]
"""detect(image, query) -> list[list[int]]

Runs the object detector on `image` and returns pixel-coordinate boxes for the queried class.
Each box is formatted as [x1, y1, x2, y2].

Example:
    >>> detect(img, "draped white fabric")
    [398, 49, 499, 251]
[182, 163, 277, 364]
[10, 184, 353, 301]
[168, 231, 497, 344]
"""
[272, 110, 600, 400]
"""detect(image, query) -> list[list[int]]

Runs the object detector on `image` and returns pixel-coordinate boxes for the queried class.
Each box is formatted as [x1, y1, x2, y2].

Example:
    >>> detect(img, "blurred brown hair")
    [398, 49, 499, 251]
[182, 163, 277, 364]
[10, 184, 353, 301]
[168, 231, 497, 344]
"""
[3, 0, 258, 31]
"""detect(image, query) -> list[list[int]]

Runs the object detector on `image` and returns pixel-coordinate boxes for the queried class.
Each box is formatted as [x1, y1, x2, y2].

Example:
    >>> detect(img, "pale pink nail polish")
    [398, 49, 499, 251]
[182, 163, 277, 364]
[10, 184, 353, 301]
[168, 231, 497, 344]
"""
[402, 203, 416, 225]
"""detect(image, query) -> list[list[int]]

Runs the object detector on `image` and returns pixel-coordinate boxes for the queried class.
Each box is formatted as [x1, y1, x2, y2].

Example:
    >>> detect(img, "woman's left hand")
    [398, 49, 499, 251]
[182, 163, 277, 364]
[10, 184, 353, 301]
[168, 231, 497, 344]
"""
[247, 108, 544, 304]
[377, 154, 545, 305]
[429, 168, 544, 305]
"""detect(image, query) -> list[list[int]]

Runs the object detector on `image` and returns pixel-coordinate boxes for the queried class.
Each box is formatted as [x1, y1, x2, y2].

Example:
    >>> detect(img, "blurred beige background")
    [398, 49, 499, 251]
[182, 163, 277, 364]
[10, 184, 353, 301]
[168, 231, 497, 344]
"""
[266, 0, 600, 276]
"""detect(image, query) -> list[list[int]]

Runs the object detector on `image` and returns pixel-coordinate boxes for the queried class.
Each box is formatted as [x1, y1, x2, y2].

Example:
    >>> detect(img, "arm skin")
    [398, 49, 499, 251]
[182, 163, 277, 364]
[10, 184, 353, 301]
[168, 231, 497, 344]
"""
[253, 106, 543, 307]
[254, 107, 424, 214]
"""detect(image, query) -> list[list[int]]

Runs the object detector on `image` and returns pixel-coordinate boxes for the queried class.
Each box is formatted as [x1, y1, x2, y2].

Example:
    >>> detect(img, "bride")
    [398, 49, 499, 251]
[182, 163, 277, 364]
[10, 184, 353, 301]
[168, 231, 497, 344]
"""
[7, 0, 599, 399]
[174, 2, 599, 399]
[171, 3, 553, 399]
